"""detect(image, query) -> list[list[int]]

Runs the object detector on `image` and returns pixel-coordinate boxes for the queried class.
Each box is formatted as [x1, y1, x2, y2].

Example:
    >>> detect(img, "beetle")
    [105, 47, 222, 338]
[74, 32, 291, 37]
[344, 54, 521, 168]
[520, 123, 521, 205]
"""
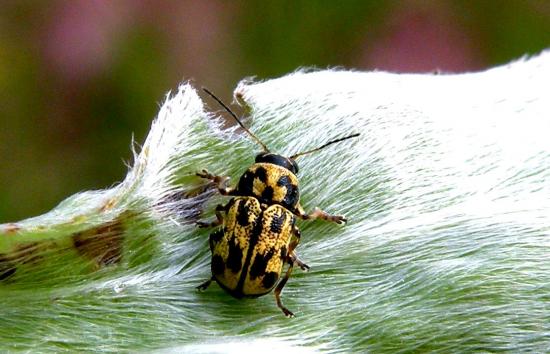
[197, 88, 359, 317]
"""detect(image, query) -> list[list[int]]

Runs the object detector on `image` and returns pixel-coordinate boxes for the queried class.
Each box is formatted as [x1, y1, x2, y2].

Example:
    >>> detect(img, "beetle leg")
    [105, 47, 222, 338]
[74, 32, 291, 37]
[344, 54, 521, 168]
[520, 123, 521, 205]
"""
[197, 276, 214, 291]
[274, 225, 308, 316]
[274, 263, 295, 318]
[292, 225, 302, 241]
[196, 169, 236, 195]
[197, 204, 225, 228]
[288, 226, 309, 271]
[294, 204, 346, 225]
[289, 251, 309, 271]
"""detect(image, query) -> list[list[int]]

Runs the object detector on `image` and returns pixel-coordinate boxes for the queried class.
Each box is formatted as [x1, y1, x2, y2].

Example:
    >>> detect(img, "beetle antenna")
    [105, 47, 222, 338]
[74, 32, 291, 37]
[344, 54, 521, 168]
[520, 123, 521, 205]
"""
[202, 88, 269, 152]
[290, 133, 360, 159]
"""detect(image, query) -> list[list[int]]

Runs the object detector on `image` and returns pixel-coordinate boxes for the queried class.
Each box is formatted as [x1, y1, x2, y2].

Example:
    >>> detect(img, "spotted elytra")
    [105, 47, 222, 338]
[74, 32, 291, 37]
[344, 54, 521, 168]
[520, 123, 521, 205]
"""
[197, 88, 359, 317]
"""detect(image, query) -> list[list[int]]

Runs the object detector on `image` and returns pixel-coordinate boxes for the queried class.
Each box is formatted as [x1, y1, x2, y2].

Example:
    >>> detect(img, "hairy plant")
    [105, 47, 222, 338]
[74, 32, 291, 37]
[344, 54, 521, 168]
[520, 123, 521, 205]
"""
[1, 51, 549, 353]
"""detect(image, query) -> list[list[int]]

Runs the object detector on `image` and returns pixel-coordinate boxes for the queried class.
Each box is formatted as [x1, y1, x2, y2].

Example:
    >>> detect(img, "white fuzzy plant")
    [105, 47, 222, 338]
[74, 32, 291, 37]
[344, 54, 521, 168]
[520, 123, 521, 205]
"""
[1, 51, 549, 353]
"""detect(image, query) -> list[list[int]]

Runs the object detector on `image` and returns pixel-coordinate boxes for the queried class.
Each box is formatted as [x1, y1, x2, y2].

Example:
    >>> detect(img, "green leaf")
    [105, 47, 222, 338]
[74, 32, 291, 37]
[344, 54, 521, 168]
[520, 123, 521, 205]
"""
[1, 51, 549, 352]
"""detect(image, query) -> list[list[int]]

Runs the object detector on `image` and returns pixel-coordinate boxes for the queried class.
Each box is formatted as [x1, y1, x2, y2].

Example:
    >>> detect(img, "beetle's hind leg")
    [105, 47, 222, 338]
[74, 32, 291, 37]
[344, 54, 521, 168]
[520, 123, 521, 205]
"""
[196, 169, 237, 196]
[197, 204, 225, 228]
[275, 251, 309, 317]
[273, 226, 311, 317]
[274, 263, 295, 318]
[197, 276, 214, 291]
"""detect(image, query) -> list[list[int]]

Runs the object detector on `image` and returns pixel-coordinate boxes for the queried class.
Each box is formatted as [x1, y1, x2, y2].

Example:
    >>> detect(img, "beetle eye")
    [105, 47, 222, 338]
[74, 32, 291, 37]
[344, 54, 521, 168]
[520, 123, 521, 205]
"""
[255, 152, 268, 162]
[290, 159, 299, 174]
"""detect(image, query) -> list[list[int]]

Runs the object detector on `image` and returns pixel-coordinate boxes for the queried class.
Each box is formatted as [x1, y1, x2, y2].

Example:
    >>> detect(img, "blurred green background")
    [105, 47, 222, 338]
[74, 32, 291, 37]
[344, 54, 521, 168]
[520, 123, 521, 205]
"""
[0, 1, 548, 223]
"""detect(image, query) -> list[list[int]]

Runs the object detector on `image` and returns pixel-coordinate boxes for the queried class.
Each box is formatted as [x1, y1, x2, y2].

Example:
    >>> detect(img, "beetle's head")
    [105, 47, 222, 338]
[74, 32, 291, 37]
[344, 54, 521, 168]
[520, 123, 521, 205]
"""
[255, 152, 299, 174]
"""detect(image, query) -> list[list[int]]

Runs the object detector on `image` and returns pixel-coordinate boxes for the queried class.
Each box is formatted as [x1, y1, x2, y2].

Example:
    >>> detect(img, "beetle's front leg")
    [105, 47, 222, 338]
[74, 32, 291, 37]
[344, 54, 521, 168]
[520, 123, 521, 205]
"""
[197, 204, 225, 228]
[196, 169, 237, 196]
[294, 204, 346, 225]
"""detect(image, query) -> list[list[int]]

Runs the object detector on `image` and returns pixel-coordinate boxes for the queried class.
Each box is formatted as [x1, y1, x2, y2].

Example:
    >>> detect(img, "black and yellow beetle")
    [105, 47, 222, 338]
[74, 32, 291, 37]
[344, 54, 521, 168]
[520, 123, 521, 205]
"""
[197, 88, 359, 317]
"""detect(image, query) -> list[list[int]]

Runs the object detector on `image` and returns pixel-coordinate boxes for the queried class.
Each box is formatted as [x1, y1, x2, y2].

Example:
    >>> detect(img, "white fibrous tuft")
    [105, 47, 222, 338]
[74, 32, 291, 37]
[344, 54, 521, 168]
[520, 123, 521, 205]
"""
[1, 52, 550, 352]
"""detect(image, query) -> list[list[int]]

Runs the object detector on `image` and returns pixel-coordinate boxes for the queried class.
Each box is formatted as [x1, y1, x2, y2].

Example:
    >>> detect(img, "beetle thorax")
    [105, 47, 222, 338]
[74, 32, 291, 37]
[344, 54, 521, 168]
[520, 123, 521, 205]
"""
[237, 163, 300, 210]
